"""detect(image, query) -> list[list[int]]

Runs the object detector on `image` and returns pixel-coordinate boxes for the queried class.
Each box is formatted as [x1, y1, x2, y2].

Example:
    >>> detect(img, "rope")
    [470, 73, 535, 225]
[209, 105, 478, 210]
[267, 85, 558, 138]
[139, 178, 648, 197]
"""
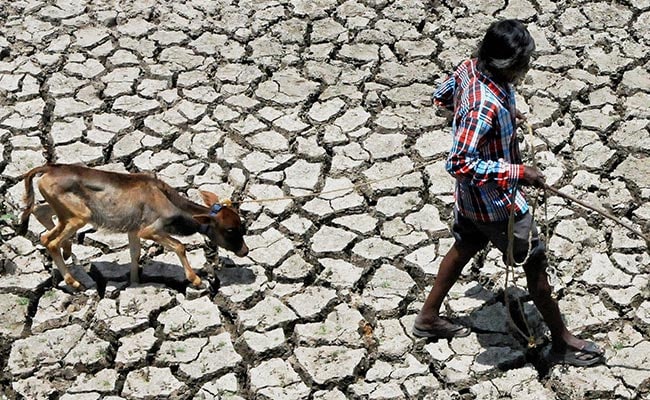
[223, 120, 648, 347]
[542, 184, 650, 248]
[231, 158, 440, 206]
[503, 122, 540, 348]
[505, 184, 537, 347]
[229, 124, 650, 248]
[521, 123, 649, 248]
[505, 122, 650, 348]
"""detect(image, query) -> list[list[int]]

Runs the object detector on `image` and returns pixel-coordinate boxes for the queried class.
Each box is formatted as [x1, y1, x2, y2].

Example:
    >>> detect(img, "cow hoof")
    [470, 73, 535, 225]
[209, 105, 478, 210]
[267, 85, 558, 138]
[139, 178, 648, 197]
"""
[64, 274, 80, 288]
[192, 276, 202, 287]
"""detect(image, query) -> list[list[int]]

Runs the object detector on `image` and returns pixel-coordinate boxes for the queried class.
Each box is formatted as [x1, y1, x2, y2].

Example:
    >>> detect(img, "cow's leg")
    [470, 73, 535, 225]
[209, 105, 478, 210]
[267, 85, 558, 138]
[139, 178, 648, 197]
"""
[138, 226, 201, 287]
[42, 217, 86, 288]
[34, 204, 73, 260]
[37, 189, 91, 289]
[128, 231, 141, 285]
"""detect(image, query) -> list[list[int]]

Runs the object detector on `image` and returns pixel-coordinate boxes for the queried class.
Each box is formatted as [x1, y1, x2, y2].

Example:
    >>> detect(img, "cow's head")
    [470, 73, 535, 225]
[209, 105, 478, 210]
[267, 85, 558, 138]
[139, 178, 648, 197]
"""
[194, 191, 248, 257]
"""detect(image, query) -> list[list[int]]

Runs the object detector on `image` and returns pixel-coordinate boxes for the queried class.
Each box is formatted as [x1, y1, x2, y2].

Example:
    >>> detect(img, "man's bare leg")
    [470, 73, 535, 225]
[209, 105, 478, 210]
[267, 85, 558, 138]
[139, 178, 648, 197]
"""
[414, 241, 483, 336]
[523, 253, 604, 363]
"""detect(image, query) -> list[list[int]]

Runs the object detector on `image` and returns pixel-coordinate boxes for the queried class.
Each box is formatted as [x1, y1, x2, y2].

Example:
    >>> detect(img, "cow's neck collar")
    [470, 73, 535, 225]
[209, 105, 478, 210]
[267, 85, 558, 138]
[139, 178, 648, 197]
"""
[209, 203, 223, 216]
[199, 203, 224, 234]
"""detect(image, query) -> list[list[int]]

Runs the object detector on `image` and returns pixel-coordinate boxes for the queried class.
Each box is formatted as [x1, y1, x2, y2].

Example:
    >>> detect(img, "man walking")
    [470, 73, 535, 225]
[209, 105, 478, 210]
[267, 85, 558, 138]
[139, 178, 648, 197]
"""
[413, 19, 604, 367]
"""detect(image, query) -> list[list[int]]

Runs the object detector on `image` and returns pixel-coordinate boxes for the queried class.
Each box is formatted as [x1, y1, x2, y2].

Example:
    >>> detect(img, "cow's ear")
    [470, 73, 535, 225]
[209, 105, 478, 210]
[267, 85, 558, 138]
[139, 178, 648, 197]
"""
[193, 214, 212, 225]
[199, 191, 220, 207]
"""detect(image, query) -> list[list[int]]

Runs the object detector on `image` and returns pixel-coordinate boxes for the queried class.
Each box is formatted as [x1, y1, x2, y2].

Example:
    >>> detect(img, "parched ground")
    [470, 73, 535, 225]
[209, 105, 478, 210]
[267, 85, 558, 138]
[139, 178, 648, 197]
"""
[0, 0, 649, 399]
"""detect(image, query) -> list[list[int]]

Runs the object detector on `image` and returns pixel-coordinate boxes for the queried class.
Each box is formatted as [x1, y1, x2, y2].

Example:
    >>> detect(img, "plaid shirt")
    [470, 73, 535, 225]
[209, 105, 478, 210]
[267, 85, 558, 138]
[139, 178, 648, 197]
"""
[434, 59, 527, 222]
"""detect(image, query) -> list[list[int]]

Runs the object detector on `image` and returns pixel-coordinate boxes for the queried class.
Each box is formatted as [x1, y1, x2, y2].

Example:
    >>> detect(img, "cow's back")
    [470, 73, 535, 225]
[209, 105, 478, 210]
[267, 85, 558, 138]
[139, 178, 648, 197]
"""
[37, 164, 172, 232]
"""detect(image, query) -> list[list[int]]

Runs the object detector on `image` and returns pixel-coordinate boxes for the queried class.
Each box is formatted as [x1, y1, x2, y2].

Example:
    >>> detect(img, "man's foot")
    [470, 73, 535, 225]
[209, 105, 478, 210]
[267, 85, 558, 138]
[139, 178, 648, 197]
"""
[549, 341, 605, 367]
[412, 316, 471, 339]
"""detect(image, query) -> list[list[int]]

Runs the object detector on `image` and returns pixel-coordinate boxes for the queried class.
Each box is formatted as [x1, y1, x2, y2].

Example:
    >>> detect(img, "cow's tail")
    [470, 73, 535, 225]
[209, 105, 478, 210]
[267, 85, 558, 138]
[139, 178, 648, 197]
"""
[17, 165, 50, 236]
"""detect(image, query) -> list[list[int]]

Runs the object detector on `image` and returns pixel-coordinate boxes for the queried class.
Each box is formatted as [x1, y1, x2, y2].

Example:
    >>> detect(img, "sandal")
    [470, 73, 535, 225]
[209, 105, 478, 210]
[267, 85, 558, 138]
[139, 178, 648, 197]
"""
[549, 341, 605, 367]
[412, 317, 471, 339]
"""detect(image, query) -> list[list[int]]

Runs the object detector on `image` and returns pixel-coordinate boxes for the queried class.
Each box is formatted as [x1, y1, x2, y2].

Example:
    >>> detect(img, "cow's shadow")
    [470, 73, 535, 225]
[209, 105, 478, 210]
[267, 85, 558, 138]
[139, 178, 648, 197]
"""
[79, 259, 257, 296]
[93, 260, 205, 294]
[213, 262, 257, 287]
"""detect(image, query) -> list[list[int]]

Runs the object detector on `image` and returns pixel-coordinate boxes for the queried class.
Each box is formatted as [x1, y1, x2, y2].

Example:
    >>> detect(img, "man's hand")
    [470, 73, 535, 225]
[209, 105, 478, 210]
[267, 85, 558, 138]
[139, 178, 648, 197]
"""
[515, 109, 527, 126]
[522, 166, 546, 188]
[516, 109, 527, 121]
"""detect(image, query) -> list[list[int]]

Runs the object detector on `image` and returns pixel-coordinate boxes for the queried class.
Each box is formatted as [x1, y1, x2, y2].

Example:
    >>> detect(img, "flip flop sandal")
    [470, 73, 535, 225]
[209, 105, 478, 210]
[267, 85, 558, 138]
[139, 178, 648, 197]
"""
[412, 317, 471, 339]
[549, 341, 605, 367]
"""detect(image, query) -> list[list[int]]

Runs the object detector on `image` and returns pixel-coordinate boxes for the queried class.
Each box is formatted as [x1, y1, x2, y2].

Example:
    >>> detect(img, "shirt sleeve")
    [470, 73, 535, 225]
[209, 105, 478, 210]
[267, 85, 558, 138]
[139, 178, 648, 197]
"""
[432, 76, 455, 111]
[445, 107, 525, 190]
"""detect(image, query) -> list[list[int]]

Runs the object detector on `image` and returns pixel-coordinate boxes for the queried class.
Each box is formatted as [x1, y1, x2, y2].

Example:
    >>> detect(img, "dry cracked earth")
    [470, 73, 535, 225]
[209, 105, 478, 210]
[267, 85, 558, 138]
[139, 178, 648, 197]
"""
[0, 0, 649, 399]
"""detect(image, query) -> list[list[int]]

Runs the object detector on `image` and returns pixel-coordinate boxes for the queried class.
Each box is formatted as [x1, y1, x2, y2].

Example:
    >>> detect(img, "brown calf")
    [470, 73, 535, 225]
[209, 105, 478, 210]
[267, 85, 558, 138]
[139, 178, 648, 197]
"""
[18, 163, 248, 289]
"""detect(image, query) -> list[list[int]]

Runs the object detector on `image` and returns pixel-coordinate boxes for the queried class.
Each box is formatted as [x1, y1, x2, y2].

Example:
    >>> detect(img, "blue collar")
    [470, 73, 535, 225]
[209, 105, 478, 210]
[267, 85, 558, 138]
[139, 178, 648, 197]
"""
[200, 203, 224, 234]
[209, 203, 223, 216]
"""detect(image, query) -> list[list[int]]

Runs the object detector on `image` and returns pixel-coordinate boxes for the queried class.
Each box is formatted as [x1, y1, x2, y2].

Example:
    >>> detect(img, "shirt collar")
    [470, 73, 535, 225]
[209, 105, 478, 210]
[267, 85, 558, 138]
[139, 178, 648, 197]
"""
[468, 59, 511, 106]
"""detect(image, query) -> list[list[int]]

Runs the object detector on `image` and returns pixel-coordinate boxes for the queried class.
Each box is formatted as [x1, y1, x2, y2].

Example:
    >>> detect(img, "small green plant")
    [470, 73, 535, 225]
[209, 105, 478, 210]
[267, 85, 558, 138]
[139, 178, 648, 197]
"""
[381, 281, 391, 289]
[184, 319, 198, 330]
[125, 298, 142, 315]
[142, 367, 151, 382]
[176, 346, 186, 353]
[96, 348, 109, 359]
[17, 297, 29, 306]
[0, 213, 15, 222]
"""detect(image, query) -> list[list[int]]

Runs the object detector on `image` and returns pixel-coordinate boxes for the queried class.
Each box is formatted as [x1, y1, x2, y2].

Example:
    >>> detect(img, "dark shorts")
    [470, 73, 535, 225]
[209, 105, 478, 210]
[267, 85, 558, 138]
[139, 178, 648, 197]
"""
[452, 209, 545, 264]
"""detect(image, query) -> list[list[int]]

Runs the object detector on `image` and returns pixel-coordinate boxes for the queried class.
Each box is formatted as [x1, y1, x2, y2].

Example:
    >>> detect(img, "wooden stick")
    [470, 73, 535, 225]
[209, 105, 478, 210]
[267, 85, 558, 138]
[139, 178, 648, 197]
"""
[543, 183, 650, 247]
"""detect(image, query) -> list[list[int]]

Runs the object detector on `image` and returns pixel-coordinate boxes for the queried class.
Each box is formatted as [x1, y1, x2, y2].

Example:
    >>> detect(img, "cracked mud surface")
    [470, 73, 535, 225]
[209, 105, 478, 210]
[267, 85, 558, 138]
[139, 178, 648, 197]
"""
[1, 0, 649, 399]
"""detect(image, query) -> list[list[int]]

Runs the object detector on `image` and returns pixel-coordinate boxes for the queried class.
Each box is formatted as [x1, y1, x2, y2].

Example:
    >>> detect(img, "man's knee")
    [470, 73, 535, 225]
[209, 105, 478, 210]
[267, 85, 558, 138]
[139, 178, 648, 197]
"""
[524, 252, 553, 296]
[525, 250, 548, 269]
[453, 240, 484, 262]
[531, 274, 553, 298]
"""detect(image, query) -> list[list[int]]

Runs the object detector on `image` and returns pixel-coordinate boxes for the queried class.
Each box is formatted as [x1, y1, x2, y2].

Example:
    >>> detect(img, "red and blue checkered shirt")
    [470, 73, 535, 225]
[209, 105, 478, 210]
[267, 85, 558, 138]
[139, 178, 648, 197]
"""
[434, 59, 527, 222]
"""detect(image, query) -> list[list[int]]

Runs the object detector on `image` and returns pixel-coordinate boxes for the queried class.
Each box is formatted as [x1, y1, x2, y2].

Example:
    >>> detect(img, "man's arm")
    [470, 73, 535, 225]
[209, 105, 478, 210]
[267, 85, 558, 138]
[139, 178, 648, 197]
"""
[446, 108, 526, 190]
[432, 76, 455, 111]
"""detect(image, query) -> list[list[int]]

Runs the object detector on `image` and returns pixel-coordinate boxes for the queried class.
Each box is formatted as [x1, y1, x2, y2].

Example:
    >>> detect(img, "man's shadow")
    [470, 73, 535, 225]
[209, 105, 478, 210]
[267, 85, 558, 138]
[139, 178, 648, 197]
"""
[448, 282, 550, 372]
